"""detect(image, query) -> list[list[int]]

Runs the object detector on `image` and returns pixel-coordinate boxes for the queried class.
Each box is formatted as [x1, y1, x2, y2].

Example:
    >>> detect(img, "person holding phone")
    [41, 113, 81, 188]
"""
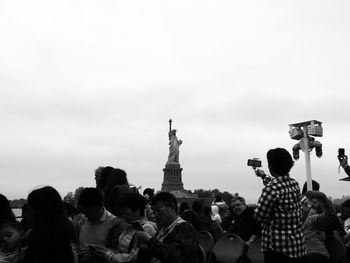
[254, 148, 305, 263]
[89, 192, 157, 263]
[339, 148, 350, 176]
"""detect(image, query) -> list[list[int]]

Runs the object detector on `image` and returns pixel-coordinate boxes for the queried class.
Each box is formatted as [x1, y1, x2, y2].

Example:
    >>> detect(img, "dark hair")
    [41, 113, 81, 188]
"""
[96, 166, 114, 191]
[301, 180, 320, 196]
[103, 168, 129, 208]
[267, 148, 294, 175]
[305, 191, 336, 214]
[143, 188, 155, 200]
[25, 186, 75, 263]
[231, 196, 246, 206]
[192, 200, 203, 214]
[118, 192, 147, 216]
[106, 185, 131, 217]
[215, 194, 223, 202]
[78, 187, 103, 209]
[152, 192, 177, 212]
[0, 193, 16, 225]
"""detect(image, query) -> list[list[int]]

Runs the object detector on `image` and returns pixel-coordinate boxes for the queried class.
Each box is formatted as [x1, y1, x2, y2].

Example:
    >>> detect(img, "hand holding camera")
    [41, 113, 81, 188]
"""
[247, 158, 266, 178]
[338, 148, 348, 168]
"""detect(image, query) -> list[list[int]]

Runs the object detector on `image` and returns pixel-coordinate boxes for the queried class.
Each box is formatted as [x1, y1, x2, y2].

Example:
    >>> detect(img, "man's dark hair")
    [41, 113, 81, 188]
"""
[143, 188, 155, 200]
[78, 187, 103, 208]
[231, 195, 246, 206]
[215, 194, 223, 202]
[267, 148, 294, 175]
[118, 192, 147, 216]
[301, 180, 320, 196]
[152, 192, 177, 212]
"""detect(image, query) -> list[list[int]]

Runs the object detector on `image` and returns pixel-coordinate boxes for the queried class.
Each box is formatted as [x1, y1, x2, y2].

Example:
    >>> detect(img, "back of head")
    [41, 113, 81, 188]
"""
[26, 187, 74, 263]
[27, 186, 67, 230]
[215, 194, 223, 203]
[103, 168, 129, 207]
[152, 192, 177, 212]
[192, 200, 203, 214]
[118, 192, 147, 216]
[96, 166, 114, 190]
[106, 184, 131, 216]
[143, 188, 155, 201]
[267, 148, 294, 175]
[78, 187, 103, 209]
[302, 180, 320, 196]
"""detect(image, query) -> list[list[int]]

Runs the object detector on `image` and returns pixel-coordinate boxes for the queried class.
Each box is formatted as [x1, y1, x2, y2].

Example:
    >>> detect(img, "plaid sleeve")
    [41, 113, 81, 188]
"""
[255, 183, 277, 224]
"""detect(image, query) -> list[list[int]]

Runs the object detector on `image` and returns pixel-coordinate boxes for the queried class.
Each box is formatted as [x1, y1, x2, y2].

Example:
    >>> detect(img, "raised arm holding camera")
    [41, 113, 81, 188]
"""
[338, 148, 350, 177]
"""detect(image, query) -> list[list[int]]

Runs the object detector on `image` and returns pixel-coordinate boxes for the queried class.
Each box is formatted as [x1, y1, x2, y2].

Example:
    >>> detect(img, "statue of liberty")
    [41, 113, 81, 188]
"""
[167, 119, 182, 164]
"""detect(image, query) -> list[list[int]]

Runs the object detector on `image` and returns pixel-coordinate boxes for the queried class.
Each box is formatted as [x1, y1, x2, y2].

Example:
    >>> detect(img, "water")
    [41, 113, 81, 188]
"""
[12, 208, 22, 219]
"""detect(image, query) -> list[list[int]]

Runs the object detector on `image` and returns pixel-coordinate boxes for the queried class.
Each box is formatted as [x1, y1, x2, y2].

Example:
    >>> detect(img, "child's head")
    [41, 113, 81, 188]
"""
[0, 222, 24, 252]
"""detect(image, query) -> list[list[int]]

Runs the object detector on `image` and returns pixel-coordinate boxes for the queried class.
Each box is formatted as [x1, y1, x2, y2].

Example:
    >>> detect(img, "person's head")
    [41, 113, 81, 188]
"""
[118, 192, 147, 223]
[77, 187, 104, 222]
[0, 193, 16, 225]
[143, 188, 155, 202]
[267, 148, 294, 177]
[305, 191, 335, 214]
[0, 222, 24, 252]
[301, 180, 320, 196]
[192, 200, 203, 214]
[151, 192, 178, 227]
[215, 194, 223, 203]
[26, 186, 68, 231]
[230, 196, 247, 215]
[103, 168, 129, 208]
[105, 184, 131, 217]
[96, 166, 114, 191]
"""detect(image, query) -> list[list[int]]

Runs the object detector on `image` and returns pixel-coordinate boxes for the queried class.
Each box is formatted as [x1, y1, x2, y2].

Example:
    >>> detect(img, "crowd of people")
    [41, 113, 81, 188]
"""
[1, 147, 350, 263]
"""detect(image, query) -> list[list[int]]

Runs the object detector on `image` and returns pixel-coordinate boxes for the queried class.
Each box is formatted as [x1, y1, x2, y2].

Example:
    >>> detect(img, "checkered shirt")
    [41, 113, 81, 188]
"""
[255, 175, 305, 258]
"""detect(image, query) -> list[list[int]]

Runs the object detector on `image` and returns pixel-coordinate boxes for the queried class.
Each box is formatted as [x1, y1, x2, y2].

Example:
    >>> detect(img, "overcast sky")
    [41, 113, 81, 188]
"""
[1, 1, 350, 203]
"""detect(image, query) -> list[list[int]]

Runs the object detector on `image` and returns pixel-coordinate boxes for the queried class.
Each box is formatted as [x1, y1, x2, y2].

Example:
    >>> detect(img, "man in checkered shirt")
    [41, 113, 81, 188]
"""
[254, 148, 305, 263]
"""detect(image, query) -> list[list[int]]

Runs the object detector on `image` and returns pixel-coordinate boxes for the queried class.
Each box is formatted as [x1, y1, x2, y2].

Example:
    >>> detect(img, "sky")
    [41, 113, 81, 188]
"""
[1, 1, 350, 204]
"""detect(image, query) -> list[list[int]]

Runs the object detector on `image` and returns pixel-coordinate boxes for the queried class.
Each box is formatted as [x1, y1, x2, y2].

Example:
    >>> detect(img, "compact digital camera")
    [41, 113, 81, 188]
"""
[247, 158, 262, 168]
[338, 148, 346, 161]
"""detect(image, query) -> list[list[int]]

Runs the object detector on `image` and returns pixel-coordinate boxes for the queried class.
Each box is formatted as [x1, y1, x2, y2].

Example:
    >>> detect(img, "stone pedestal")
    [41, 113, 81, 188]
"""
[161, 163, 184, 191]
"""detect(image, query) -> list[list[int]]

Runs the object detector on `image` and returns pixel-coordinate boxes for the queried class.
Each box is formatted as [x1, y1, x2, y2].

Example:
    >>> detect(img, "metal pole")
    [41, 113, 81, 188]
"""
[303, 125, 312, 191]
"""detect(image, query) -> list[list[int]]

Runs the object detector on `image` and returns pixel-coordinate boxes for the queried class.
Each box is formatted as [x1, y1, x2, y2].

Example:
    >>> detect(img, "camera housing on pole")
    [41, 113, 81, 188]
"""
[288, 120, 323, 191]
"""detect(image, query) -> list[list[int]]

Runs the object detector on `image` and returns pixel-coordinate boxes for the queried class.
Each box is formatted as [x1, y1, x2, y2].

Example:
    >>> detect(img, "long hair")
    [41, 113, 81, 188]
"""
[24, 186, 74, 263]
